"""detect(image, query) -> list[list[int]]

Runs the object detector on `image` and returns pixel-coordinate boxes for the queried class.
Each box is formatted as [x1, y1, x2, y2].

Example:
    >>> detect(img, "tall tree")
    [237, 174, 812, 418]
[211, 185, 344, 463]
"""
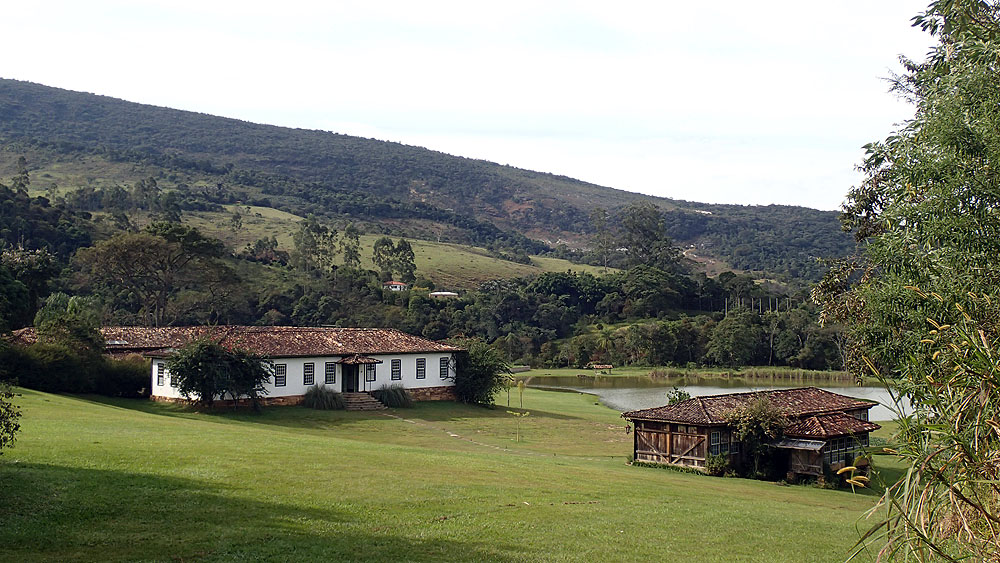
[371, 236, 395, 279]
[589, 207, 614, 271]
[393, 239, 416, 283]
[339, 222, 362, 269]
[10, 156, 29, 193]
[814, 2, 1000, 559]
[291, 216, 337, 274]
[75, 223, 229, 326]
[619, 202, 680, 271]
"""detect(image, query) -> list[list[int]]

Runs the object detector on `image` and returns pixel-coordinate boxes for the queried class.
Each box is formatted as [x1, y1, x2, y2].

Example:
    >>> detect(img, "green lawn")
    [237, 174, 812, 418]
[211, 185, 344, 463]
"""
[0, 388, 893, 562]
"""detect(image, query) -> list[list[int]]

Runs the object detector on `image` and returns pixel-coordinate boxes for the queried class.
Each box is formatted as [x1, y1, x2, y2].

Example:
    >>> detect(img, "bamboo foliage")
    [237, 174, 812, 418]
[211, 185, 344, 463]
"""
[853, 293, 1000, 561]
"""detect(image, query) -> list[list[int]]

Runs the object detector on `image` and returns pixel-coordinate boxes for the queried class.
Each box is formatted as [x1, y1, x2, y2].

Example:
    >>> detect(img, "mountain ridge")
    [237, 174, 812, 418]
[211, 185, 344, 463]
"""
[0, 78, 853, 281]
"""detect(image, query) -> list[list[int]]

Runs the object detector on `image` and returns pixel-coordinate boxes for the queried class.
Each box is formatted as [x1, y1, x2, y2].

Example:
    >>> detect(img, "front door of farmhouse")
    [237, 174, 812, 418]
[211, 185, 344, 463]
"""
[342, 365, 359, 393]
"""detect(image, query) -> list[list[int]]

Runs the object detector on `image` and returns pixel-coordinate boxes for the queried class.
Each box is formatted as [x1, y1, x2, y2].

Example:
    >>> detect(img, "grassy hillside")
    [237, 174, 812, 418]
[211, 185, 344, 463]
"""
[180, 206, 610, 289]
[0, 78, 854, 281]
[0, 388, 893, 562]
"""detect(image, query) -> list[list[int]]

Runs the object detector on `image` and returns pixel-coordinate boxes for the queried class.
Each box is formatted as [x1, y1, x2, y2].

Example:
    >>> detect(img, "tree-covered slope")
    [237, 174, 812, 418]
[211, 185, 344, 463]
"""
[0, 78, 854, 280]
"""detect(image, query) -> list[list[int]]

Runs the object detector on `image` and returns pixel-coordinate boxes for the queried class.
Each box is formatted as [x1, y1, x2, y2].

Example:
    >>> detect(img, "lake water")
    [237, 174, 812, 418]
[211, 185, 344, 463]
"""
[523, 375, 910, 421]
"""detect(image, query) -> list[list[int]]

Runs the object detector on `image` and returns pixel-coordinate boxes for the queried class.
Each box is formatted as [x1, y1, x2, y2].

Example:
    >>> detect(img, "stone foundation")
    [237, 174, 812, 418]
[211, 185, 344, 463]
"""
[150, 387, 456, 406]
[150, 394, 305, 408]
[408, 386, 457, 401]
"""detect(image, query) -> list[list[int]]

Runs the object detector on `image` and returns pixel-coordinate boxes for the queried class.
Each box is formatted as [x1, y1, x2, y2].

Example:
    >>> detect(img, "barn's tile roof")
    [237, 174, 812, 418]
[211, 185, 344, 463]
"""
[783, 413, 881, 439]
[11, 326, 461, 358]
[621, 387, 877, 425]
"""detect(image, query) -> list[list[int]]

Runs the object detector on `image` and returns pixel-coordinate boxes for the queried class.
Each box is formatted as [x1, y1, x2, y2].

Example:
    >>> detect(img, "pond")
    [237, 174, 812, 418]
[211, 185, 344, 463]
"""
[523, 375, 910, 421]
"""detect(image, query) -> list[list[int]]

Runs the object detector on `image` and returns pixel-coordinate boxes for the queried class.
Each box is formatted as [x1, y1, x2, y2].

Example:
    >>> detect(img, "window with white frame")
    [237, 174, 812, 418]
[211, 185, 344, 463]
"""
[416, 358, 426, 379]
[303, 362, 315, 386]
[156, 363, 164, 386]
[391, 359, 401, 380]
[365, 363, 376, 382]
[274, 364, 287, 387]
[324, 362, 336, 384]
[439, 357, 449, 378]
[169, 367, 178, 387]
[708, 430, 730, 456]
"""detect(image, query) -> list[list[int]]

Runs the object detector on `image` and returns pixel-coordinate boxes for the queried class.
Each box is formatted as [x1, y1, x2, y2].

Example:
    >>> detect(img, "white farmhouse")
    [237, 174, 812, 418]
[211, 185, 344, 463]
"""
[120, 326, 460, 405]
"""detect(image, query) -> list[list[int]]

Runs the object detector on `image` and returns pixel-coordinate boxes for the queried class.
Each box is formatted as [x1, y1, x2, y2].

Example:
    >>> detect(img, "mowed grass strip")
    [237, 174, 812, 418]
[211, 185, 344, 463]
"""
[1, 388, 885, 562]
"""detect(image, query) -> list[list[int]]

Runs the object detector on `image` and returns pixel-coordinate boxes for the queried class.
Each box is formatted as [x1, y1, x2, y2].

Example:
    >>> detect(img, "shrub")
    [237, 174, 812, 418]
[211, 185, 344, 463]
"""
[448, 339, 513, 405]
[302, 385, 345, 410]
[0, 381, 20, 455]
[16, 342, 98, 393]
[373, 384, 413, 408]
[94, 355, 150, 398]
[705, 453, 730, 477]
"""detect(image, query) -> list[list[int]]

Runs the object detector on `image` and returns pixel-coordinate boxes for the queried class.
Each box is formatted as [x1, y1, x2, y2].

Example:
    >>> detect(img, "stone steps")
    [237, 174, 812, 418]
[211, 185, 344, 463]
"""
[342, 392, 387, 411]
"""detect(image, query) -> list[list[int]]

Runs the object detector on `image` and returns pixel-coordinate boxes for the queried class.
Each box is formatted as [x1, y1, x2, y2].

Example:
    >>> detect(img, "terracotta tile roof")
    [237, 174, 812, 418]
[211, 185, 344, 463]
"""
[12, 326, 462, 358]
[783, 413, 881, 439]
[621, 387, 878, 425]
[338, 354, 384, 365]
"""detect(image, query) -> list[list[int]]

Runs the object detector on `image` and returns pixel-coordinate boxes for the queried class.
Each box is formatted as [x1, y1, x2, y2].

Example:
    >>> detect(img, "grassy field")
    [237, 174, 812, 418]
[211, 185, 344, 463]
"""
[0, 387, 898, 562]
[184, 207, 611, 290]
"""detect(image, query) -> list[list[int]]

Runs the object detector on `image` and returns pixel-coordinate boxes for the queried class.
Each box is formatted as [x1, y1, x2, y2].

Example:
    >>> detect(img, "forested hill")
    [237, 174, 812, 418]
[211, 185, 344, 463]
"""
[0, 78, 853, 280]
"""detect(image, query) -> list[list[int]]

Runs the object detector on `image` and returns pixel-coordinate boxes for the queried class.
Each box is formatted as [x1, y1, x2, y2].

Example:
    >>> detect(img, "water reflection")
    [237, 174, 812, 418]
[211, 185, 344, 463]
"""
[524, 375, 910, 421]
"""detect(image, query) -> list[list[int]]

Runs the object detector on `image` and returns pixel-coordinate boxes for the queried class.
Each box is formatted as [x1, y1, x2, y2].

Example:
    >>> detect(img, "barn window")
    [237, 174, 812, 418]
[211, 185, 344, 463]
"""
[416, 358, 426, 379]
[709, 431, 721, 455]
[365, 363, 376, 382]
[439, 357, 449, 378]
[274, 364, 287, 387]
[825, 436, 864, 466]
[156, 363, 164, 386]
[391, 359, 402, 380]
[303, 363, 315, 386]
[324, 362, 336, 384]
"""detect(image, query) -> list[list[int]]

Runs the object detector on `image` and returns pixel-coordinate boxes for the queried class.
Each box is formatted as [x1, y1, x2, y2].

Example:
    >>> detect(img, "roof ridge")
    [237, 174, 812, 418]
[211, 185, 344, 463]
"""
[679, 386, 822, 402]
[697, 397, 711, 422]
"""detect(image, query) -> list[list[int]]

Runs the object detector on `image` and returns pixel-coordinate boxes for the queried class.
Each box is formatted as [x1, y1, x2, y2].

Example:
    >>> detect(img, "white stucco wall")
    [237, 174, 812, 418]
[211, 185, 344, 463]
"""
[150, 352, 455, 400]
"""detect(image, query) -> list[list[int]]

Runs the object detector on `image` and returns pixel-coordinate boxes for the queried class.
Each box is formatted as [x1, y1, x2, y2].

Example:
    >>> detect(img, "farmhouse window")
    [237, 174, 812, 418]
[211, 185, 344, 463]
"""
[275, 364, 287, 387]
[324, 362, 336, 384]
[303, 363, 315, 386]
[391, 359, 402, 380]
[439, 357, 449, 378]
[169, 368, 178, 387]
[156, 363, 164, 386]
[416, 358, 426, 379]
[365, 363, 376, 382]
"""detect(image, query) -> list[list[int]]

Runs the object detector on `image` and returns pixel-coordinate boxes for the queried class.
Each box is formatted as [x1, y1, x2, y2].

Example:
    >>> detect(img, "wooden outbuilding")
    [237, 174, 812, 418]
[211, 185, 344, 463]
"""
[621, 387, 880, 477]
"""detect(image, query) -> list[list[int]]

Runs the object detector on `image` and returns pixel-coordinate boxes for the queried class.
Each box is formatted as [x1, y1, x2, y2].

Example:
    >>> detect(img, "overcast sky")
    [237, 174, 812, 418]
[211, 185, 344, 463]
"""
[6, 1, 934, 211]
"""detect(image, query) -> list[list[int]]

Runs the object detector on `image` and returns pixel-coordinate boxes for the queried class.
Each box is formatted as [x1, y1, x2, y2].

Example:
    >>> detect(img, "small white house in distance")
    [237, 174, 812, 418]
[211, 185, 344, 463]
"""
[382, 281, 409, 292]
[429, 291, 459, 299]
[134, 326, 460, 405]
